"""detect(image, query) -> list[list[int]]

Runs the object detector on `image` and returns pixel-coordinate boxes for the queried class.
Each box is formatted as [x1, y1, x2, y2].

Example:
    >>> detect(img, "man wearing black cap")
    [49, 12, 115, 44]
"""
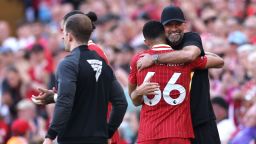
[137, 6, 221, 144]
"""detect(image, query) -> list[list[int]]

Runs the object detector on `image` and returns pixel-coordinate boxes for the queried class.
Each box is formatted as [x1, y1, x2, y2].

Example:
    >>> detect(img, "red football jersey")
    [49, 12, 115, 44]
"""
[129, 44, 207, 142]
[88, 40, 109, 65]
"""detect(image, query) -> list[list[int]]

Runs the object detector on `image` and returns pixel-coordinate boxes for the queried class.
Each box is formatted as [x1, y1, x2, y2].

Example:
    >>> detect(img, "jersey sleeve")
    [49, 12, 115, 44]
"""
[128, 54, 140, 85]
[189, 56, 207, 70]
[183, 32, 205, 56]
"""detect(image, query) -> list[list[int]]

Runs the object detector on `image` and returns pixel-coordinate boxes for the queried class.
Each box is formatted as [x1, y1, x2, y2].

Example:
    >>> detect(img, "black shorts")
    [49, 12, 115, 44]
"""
[191, 120, 221, 144]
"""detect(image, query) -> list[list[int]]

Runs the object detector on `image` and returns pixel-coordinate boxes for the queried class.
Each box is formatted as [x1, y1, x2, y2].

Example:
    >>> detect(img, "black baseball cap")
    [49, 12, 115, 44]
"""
[161, 6, 185, 25]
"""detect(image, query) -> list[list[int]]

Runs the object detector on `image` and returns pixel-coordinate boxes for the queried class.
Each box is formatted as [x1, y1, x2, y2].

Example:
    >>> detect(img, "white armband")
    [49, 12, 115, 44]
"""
[54, 93, 58, 102]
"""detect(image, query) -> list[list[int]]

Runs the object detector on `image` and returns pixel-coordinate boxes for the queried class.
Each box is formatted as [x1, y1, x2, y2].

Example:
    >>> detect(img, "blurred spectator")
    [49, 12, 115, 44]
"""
[16, 22, 35, 51]
[118, 44, 135, 74]
[6, 118, 30, 144]
[0, 115, 8, 144]
[0, 47, 14, 67]
[119, 111, 139, 144]
[243, 16, 256, 44]
[230, 104, 256, 144]
[228, 31, 248, 46]
[212, 96, 229, 123]
[1, 66, 24, 119]
[0, 21, 18, 52]
[26, 44, 51, 99]
[16, 99, 46, 143]
[212, 97, 236, 144]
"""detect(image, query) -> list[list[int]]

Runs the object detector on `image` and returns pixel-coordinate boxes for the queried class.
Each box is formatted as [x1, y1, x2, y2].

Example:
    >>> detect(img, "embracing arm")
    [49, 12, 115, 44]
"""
[205, 52, 224, 68]
[138, 33, 204, 70]
[128, 81, 159, 107]
[158, 45, 201, 64]
[138, 46, 201, 70]
[128, 83, 143, 106]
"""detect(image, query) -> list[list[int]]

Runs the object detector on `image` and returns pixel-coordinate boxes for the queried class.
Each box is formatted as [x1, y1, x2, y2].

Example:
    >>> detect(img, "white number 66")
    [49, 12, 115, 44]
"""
[143, 72, 186, 106]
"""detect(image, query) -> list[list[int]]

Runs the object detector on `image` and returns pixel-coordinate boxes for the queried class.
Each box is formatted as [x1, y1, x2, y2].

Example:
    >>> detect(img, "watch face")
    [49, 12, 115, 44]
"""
[153, 54, 159, 63]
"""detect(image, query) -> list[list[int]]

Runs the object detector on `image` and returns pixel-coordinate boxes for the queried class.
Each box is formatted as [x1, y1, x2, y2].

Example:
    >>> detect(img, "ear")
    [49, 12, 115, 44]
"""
[144, 39, 151, 47]
[67, 33, 73, 42]
[181, 22, 187, 30]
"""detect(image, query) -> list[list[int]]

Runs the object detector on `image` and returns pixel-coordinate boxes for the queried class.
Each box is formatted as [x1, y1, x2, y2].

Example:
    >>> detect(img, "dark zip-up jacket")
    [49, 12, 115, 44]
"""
[46, 45, 127, 144]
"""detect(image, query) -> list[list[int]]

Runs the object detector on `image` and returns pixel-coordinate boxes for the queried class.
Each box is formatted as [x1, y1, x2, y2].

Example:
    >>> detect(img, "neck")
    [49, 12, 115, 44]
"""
[150, 39, 167, 47]
[70, 41, 88, 51]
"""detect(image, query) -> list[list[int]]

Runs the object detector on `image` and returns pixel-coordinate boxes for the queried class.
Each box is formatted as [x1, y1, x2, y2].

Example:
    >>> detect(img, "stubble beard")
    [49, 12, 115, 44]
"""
[167, 32, 184, 46]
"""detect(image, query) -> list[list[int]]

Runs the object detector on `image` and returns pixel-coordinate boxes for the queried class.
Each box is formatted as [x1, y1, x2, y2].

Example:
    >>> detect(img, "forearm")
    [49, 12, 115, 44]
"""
[205, 52, 224, 68]
[158, 46, 201, 64]
[131, 89, 143, 106]
[128, 83, 143, 106]
[205, 52, 219, 57]
[46, 77, 76, 139]
[46, 102, 73, 139]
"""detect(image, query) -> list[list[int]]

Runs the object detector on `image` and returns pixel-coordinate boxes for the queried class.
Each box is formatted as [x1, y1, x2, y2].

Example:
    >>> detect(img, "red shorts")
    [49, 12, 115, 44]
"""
[138, 138, 191, 144]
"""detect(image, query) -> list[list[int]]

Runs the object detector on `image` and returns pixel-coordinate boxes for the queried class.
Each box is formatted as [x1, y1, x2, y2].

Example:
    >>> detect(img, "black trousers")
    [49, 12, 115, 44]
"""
[191, 120, 221, 144]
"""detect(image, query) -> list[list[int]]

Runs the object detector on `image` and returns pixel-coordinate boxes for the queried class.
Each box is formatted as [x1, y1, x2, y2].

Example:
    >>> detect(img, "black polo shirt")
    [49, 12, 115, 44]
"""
[171, 32, 216, 127]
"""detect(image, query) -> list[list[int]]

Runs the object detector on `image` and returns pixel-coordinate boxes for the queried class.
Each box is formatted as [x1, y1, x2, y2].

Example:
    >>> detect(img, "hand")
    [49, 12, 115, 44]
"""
[31, 87, 56, 105]
[136, 74, 159, 96]
[136, 82, 160, 96]
[137, 54, 154, 71]
[108, 139, 112, 144]
[43, 138, 53, 144]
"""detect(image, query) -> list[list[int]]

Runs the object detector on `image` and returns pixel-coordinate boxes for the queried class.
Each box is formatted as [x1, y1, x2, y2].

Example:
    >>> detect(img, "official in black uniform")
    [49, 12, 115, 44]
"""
[43, 13, 127, 144]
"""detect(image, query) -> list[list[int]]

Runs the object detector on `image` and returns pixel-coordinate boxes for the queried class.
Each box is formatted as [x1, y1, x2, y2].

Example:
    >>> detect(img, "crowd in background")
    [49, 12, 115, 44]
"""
[0, 0, 256, 143]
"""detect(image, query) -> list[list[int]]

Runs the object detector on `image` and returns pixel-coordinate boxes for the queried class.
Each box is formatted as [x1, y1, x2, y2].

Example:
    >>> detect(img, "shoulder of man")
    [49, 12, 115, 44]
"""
[183, 32, 201, 39]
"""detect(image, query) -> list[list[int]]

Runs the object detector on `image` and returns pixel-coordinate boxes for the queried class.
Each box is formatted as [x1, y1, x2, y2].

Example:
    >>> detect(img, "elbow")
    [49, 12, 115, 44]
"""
[220, 59, 225, 68]
[132, 99, 143, 107]
[216, 59, 225, 68]
[133, 102, 141, 107]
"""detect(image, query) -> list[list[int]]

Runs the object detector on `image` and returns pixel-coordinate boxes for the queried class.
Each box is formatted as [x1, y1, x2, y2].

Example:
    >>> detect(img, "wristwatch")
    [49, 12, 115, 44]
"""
[152, 54, 159, 64]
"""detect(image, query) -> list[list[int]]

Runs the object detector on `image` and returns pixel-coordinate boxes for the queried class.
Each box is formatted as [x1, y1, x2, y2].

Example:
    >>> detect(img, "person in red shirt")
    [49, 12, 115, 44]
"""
[128, 21, 224, 144]
[7, 119, 30, 144]
[0, 116, 8, 144]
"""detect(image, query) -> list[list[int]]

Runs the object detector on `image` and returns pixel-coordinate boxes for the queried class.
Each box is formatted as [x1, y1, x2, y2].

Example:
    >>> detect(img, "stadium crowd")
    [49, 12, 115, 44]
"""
[0, 0, 256, 143]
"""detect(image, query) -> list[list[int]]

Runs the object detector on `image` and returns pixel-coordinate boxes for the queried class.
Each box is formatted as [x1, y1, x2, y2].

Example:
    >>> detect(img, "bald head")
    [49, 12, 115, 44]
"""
[64, 14, 93, 43]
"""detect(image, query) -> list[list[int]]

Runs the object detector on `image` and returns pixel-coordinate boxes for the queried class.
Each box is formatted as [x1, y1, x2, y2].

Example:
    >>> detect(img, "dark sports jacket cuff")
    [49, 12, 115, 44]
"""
[45, 128, 58, 140]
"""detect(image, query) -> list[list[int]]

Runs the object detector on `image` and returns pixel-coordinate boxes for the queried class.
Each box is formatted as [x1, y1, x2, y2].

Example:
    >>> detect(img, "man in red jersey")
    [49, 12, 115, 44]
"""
[32, 10, 125, 144]
[128, 21, 224, 144]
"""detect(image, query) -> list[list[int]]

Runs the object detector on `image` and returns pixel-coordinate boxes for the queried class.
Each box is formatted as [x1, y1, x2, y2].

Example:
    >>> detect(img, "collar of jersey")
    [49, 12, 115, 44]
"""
[151, 44, 172, 51]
